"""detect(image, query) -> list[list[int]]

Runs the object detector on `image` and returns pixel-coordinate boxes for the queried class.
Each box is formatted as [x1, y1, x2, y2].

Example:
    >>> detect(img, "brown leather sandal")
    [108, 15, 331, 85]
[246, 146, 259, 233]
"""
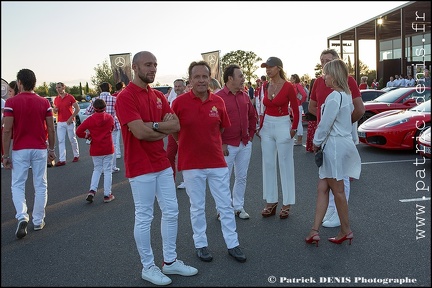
[261, 202, 278, 217]
[279, 205, 290, 219]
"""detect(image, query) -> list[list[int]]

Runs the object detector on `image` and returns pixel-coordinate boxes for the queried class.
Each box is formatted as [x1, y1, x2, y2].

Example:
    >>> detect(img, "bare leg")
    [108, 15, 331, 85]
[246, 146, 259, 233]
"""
[307, 178, 330, 238]
[327, 178, 351, 238]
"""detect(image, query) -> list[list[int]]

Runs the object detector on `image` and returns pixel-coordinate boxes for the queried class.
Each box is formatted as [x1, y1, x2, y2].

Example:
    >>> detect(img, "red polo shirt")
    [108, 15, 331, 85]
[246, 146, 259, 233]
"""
[76, 111, 114, 156]
[115, 82, 172, 178]
[310, 76, 361, 122]
[172, 90, 231, 171]
[3, 92, 53, 150]
[54, 93, 76, 122]
[216, 86, 257, 146]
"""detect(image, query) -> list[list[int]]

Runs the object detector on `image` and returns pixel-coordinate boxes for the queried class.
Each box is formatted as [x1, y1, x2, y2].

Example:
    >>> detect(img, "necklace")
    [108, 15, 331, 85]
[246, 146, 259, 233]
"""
[268, 81, 284, 100]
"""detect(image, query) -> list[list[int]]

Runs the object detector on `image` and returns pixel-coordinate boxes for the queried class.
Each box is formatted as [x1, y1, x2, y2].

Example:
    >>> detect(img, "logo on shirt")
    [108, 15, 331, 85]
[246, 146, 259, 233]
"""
[209, 106, 219, 117]
[156, 97, 163, 109]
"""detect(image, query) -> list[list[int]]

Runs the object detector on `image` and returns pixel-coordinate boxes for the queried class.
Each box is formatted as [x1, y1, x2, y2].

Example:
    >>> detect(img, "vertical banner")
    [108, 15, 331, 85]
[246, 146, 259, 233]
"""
[201, 50, 221, 84]
[109, 53, 132, 85]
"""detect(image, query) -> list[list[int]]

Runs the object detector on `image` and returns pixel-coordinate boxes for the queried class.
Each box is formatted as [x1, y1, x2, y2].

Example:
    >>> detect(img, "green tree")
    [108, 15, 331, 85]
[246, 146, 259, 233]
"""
[91, 59, 115, 89]
[48, 82, 57, 96]
[220, 50, 262, 83]
[79, 82, 83, 95]
[35, 82, 49, 96]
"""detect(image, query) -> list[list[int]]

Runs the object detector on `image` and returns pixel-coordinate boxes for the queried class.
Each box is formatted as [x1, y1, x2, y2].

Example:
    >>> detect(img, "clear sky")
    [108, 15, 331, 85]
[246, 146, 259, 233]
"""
[1, 1, 408, 88]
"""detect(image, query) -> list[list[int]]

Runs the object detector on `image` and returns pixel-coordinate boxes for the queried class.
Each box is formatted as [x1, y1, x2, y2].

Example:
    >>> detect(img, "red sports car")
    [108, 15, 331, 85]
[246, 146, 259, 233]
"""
[358, 100, 431, 151]
[359, 87, 431, 125]
[417, 126, 431, 158]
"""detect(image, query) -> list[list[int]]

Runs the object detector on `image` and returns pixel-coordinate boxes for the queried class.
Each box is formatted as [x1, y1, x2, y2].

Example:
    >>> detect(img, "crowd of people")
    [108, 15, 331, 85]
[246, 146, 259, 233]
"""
[4, 48, 431, 286]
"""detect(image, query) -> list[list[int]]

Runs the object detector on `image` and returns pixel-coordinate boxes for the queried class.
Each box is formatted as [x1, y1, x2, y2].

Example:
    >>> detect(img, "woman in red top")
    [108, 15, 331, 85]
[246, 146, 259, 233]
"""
[258, 57, 299, 219]
[358, 76, 368, 90]
[290, 74, 308, 145]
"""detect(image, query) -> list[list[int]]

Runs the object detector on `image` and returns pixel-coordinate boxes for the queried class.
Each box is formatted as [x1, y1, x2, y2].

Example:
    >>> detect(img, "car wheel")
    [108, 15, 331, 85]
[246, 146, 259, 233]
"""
[358, 112, 375, 126]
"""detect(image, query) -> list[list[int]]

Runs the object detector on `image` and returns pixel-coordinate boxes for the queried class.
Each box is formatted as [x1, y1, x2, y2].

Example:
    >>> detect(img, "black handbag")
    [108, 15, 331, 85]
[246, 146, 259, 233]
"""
[314, 92, 342, 168]
[314, 149, 323, 167]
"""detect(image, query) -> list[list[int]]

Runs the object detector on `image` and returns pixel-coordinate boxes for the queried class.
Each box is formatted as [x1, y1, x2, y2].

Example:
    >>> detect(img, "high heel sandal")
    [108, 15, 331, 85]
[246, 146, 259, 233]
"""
[328, 231, 354, 245]
[279, 205, 290, 219]
[305, 229, 320, 247]
[261, 202, 278, 217]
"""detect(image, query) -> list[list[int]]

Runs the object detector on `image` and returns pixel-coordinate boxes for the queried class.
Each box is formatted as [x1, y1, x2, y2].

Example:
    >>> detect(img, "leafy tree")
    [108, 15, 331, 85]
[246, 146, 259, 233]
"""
[48, 82, 57, 96]
[35, 82, 49, 96]
[91, 59, 115, 89]
[221, 50, 262, 83]
[79, 82, 83, 95]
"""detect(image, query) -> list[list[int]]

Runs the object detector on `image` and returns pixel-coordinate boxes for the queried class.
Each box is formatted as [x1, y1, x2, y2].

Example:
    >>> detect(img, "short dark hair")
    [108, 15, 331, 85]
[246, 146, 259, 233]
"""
[99, 82, 111, 93]
[223, 64, 241, 84]
[188, 61, 211, 79]
[93, 98, 106, 112]
[115, 81, 125, 91]
[16, 69, 36, 91]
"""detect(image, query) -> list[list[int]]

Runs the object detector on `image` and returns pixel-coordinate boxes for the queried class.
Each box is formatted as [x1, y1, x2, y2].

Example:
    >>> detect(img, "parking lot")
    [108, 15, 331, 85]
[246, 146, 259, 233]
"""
[1, 130, 430, 287]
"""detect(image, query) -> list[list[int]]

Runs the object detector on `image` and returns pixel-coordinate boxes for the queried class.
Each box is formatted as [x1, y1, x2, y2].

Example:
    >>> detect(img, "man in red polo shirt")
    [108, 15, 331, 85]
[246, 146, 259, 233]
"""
[53, 82, 80, 166]
[2, 68, 56, 239]
[172, 60, 247, 264]
[308, 48, 365, 228]
[216, 64, 257, 220]
[114, 51, 197, 286]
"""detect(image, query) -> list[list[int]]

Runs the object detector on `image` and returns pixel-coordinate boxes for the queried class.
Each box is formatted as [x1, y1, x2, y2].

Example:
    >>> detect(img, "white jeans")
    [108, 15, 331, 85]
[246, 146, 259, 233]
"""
[57, 121, 79, 161]
[11, 149, 48, 226]
[224, 141, 252, 210]
[297, 105, 304, 136]
[111, 130, 120, 168]
[90, 154, 113, 196]
[128, 168, 178, 270]
[183, 168, 239, 249]
[260, 115, 296, 205]
[328, 177, 350, 209]
[113, 129, 121, 158]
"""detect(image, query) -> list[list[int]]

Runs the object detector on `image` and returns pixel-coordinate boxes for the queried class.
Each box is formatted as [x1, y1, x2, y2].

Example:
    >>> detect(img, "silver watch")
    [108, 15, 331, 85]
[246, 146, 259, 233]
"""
[152, 122, 159, 131]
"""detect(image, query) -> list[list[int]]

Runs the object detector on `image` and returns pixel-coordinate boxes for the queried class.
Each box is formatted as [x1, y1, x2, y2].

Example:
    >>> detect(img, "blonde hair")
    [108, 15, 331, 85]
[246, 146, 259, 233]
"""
[209, 78, 222, 92]
[323, 59, 351, 95]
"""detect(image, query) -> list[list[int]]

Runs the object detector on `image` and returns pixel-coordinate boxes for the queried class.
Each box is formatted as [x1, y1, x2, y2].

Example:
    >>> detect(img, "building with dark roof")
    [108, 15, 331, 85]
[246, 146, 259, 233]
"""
[327, 1, 430, 85]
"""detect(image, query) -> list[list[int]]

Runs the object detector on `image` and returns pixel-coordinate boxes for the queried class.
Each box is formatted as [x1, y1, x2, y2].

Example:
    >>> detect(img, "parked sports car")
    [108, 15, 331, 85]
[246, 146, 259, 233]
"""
[360, 89, 387, 102]
[75, 101, 91, 126]
[417, 126, 431, 158]
[358, 87, 431, 125]
[358, 100, 430, 151]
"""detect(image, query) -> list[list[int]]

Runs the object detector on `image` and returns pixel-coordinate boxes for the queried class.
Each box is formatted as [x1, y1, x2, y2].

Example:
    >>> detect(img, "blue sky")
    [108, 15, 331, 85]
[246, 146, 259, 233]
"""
[1, 1, 408, 88]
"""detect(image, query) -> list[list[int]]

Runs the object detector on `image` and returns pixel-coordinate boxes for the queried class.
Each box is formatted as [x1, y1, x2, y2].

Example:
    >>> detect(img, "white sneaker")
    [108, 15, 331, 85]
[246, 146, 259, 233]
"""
[142, 266, 172, 286]
[322, 210, 341, 228]
[112, 167, 120, 173]
[322, 207, 335, 223]
[162, 259, 198, 276]
[235, 208, 250, 219]
[116, 155, 121, 159]
[177, 182, 186, 189]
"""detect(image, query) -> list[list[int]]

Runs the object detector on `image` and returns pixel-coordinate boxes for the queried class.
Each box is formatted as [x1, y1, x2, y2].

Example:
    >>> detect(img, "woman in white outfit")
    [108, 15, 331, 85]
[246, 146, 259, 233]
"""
[305, 59, 361, 247]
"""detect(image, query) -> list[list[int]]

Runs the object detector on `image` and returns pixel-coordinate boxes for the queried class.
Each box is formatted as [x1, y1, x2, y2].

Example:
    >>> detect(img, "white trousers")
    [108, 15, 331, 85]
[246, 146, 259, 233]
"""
[297, 105, 304, 135]
[11, 149, 48, 226]
[224, 141, 252, 210]
[90, 154, 113, 196]
[260, 115, 296, 205]
[328, 177, 350, 209]
[128, 168, 178, 270]
[113, 129, 121, 158]
[57, 121, 79, 161]
[111, 130, 120, 168]
[183, 168, 240, 249]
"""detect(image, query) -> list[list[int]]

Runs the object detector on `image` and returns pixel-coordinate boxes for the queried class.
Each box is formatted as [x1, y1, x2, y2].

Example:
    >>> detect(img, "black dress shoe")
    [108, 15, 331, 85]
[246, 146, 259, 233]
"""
[228, 246, 246, 263]
[196, 247, 213, 262]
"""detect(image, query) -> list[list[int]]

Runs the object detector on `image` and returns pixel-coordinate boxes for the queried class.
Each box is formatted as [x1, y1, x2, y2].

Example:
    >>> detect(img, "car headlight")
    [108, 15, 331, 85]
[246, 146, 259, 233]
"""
[384, 118, 409, 127]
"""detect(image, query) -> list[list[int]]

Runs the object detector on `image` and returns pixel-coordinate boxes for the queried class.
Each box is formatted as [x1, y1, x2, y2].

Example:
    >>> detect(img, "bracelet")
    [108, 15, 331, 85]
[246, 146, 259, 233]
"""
[2, 156, 10, 159]
[48, 148, 55, 152]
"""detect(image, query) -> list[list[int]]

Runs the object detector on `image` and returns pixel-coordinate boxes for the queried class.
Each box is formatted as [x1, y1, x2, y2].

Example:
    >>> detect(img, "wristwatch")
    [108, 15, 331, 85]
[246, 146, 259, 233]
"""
[152, 122, 159, 131]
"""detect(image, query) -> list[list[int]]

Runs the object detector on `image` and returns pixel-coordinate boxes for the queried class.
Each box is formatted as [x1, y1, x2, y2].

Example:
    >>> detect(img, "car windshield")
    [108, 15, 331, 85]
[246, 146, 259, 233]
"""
[78, 102, 90, 109]
[409, 100, 431, 113]
[371, 88, 427, 103]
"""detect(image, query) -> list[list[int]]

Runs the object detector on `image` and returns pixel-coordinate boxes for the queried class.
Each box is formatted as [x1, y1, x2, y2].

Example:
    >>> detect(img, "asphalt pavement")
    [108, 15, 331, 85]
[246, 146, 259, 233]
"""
[1, 127, 431, 287]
